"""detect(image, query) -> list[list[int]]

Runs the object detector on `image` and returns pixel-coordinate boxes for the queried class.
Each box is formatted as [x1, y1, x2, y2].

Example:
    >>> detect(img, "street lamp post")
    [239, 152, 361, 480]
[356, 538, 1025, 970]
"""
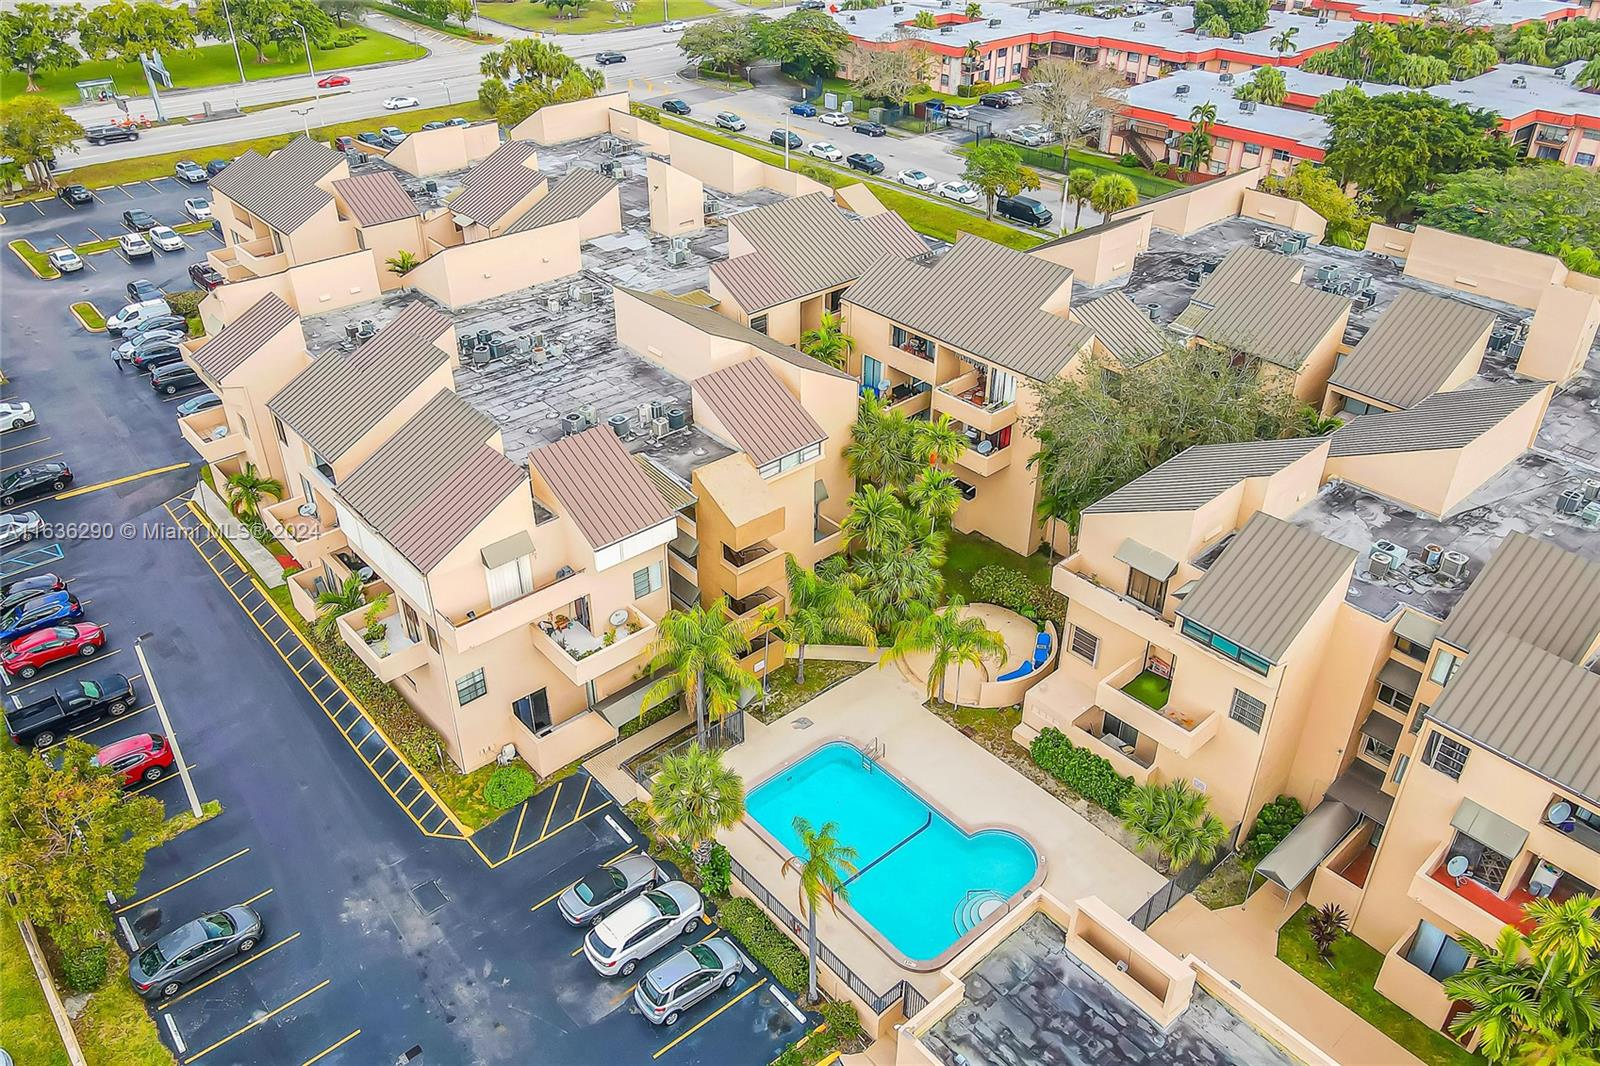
[219, 0, 247, 86]
[297, 22, 320, 98]
[133, 635, 202, 820]
[291, 105, 315, 138]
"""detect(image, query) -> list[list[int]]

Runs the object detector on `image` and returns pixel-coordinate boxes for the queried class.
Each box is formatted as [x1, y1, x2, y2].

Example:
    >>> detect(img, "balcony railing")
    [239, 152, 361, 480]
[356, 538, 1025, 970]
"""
[178, 407, 247, 464]
[335, 603, 431, 683]
[953, 436, 1013, 477]
[1409, 839, 1536, 946]
[262, 496, 346, 568]
[814, 513, 841, 546]
[1095, 656, 1219, 759]
[530, 605, 657, 687]
[721, 540, 784, 600]
[1067, 707, 1155, 785]
[727, 587, 779, 623]
[233, 235, 287, 277]
[435, 567, 589, 654]
[1373, 931, 1456, 1031]
[934, 370, 1017, 435]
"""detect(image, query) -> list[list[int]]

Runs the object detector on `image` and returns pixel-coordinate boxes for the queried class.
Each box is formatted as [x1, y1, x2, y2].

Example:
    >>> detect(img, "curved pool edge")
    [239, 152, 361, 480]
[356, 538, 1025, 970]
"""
[740, 734, 1049, 975]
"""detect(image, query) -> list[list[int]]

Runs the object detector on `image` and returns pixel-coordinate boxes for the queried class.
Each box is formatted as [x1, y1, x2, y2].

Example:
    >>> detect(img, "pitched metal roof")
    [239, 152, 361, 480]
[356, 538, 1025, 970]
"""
[268, 301, 453, 461]
[1178, 512, 1356, 663]
[446, 141, 545, 228]
[530, 426, 676, 550]
[1437, 532, 1600, 660]
[332, 171, 420, 227]
[505, 167, 617, 234]
[338, 390, 525, 573]
[1192, 280, 1351, 370]
[1073, 291, 1172, 369]
[209, 135, 343, 234]
[1431, 632, 1600, 805]
[693, 358, 825, 467]
[188, 292, 298, 381]
[842, 235, 1094, 381]
[620, 288, 853, 380]
[1191, 246, 1303, 306]
[710, 193, 925, 314]
[1328, 381, 1550, 458]
[1085, 437, 1327, 514]
[1327, 290, 1495, 410]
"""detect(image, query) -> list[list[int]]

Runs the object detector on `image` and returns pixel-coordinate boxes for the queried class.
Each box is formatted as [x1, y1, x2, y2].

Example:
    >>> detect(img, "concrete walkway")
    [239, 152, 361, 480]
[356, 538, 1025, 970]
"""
[1150, 891, 1424, 1066]
[583, 705, 691, 803]
[194, 482, 286, 589]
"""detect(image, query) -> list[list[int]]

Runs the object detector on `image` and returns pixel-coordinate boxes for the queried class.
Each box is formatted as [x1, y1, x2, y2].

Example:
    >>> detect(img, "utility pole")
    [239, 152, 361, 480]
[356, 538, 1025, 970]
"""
[134, 635, 202, 819]
[220, 0, 247, 86]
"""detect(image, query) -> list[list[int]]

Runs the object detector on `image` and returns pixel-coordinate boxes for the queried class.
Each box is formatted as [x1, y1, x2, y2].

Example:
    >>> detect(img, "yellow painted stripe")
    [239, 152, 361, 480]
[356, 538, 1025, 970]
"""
[507, 799, 530, 862]
[53, 461, 189, 501]
[301, 1029, 360, 1066]
[574, 775, 594, 819]
[183, 979, 330, 1063]
[117, 848, 249, 913]
[240, 888, 274, 907]
[653, 979, 767, 1059]
[160, 932, 301, 1008]
[539, 781, 564, 839]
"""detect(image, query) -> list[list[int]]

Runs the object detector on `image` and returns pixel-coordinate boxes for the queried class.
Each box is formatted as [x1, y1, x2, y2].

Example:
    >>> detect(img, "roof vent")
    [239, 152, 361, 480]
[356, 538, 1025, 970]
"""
[1240, 100, 1257, 112]
[1219, 72, 1234, 84]
[1133, 19, 1145, 28]
[1511, 75, 1527, 88]
[940, 23, 952, 32]
[989, 17, 1002, 26]
[1372, 538, 1409, 569]
[1145, 302, 1160, 320]
[1438, 550, 1469, 581]
[1161, 9, 1173, 18]
[1555, 65, 1567, 79]
[1232, 31, 1244, 40]
[1367, 551, 1394, 580]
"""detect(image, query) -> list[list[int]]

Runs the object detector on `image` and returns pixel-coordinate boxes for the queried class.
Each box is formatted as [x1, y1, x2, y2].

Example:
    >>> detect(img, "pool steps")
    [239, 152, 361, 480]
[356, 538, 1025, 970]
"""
[954, 890, 1009, 934]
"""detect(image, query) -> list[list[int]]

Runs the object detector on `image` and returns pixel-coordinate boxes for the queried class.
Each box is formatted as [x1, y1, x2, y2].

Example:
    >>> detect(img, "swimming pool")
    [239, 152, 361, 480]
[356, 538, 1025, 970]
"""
[746, 741, 1039, 967]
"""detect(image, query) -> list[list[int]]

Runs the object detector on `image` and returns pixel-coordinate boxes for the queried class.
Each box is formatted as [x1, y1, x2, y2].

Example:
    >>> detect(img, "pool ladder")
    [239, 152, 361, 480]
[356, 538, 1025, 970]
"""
[862, 738, 886, 768]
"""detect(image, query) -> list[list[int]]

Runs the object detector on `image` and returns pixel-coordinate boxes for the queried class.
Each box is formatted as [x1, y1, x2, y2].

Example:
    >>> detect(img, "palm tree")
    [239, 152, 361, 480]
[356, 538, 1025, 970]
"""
[313, 572, 366, 639]
[843, 395, 901, 486]
[1576, 57, 1600, 90]
[1306, 902, 1349, 964]
[781, 817, 859, 1004]
[642, 602, 759, 748]
[883, 598, 1006, 708]
[1089, 173, 1138, 221]
[1120, 779, 1226, 872]
[1270, 27, 1298, 55]
[1508, 25, 1549, 66]
[964, 1, 982, 17]
[770, 555, 874, 684]
[385, 250, 419, 278]
[1445, 927, 1545, 1063]
[907, 467, 961, 526]
[799, 310, 855, 369]
[913, 10, 937, 29]
[841, 483, 905, 554]
[1189, 101, 1217, 130]
[857, 536, 945, 632]
[224, 461, 284, 524]
[1525, 895, 1600, 979]
[649, 744, 745, 865]
[914, 413, 968, 470]
[1065, 168, 1096, 230]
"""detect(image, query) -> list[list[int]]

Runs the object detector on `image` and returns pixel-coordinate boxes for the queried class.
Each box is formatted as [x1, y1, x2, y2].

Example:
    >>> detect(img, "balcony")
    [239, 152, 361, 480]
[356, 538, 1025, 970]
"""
[813, 512, 843, 549]
[178, 407, 247, 464]
[231, 234, 287, 277]
[1538, 797, 1600, 869]
[205, 247, 254, 284]
[435, 566, 589, 654]
[1373, 931, 1456, 1032]
[953, 437, 1013, 477]
[1309, 821, 1375, 920]
[1095, 656, 1219, 759]
[530, 604, 657, 687]
[262, 496, 346, 568]
[335, 602, 432, 683]
[1410, 839, 1536, 946]
[1066, 706, 1156, 785]
[721, 540, 784, 601]
[726, 587, 779, 625]
[884, 381, 932, 417]
[933, 370, 1017, 435]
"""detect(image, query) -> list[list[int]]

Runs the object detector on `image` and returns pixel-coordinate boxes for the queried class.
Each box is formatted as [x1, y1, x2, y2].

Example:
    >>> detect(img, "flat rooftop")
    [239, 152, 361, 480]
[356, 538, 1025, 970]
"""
[1123, 71, 1330, 148]
[1427, 62, 1600, 124]
[920, 913, 1297, 1066]
[1321, 0, 1585, 26]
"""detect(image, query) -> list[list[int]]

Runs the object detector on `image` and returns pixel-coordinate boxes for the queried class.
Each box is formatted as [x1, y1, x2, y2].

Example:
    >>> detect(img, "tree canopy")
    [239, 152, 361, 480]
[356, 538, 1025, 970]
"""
[1301, 22, 1497, 84]
[1258, 162, 1374, 248]
[679, 14, 765, 76]
[1191, 0, 1268, 36]
[1417, 165, 1600, 277]
[759, 10, 852, 80]
[0, 96, 84, 187]
[196, 0, 336, 62]
[0, 3, 82, 92]
[1026, 57, 1126, 150]
[849, 30, 937, 104]
[79, 1, 198, 64]
[1234, 65, 1286, 105]
[961, 140, 1041, 219]
[478, 39, 604, 126]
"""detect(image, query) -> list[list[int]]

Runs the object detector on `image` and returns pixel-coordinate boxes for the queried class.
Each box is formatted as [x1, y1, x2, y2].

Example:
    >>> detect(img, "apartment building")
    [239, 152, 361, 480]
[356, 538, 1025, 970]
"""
[1307, 0, 1598, 28]
[1112, 71, 1330, 176]
[1428, 62, 1600, 170]
[1323, 289, 1495, 416]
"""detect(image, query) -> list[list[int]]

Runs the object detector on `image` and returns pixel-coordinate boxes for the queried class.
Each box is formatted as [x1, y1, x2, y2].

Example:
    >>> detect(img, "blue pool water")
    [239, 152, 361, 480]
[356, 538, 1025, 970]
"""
[746, 742, 1038, 963]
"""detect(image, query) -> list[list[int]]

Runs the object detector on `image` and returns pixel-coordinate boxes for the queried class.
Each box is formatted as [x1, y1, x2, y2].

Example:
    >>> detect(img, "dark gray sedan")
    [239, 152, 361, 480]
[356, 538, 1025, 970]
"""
[556, 854, 660, 926]
[128, 906, 263, 999]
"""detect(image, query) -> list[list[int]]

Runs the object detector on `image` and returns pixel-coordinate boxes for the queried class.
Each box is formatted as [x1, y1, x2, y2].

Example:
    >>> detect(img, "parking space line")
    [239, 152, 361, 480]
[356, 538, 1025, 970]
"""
[539, 781, 563, 838]
[117, 847, 250, 913]
[128, 763, 197, 795]
[506, 799, 530, 861]
[52, 462, 190, 502]
[240, 888, 274, 907]
[161, 932, 302, 1008]
[574, 776, 593, 820]
[51, 704, 152, 744]
[652, 978, 768, 1059]
[1, 451, 64, 472]
[301, 1029, 361, 1066]
[183, 978, 330, 1064]
[2, 648, 123, 693]
[1, 433, 52, 447]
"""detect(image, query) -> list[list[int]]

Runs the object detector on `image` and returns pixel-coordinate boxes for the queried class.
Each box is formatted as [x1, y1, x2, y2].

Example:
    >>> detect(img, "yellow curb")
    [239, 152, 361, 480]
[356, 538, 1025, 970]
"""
[70, 301, 106, 332]
[6, 239, 59, 280]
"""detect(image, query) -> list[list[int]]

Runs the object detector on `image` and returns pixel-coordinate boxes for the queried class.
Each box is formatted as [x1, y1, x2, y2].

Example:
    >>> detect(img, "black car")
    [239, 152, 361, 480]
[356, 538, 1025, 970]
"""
[852, 120, 887, 137]
[57, 184, 92, 205]
[150, 363, 201, 395]
[846, 152, 884, 174]
[85, 125, 139, 145]
[996, 194, 1053, 227]
[661, 99, 691, 116]
[356, 131, 387, 148]
[978, 92, 1013, 108]
[0, 574, 65, 614]
[129, 344, 183, 372]
[188, 262, 225, 290]
[768, 129, 802, 149]
[421, 120, 448, 130]
[127, 279, 162, 303]
[206, 159, 230, 177]
[595, 51, 626, 65]
[122, 209, 157, 231]
[6, 673, 134, 750]
[1, 463, 72, 507]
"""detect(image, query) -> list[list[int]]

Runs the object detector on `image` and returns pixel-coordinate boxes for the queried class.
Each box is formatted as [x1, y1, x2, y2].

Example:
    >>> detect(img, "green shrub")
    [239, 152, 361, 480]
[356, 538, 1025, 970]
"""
[1246, 795, 1305, 861]
[1030, 726, 1133, 812]
[699, 842, 732, 899]
[61, 940, 109, 992]
[955, 82, 977, 98]
[1118, 152, 1143, 169]
[163, 289, 205, 319]
[630, 103, 660, 124]
[972, 81, 994, 95]
[717, 898, 808, 994]
[820, 998, 865, 1045]
[330, 28, 364, 46]
[970, 565, 1067, 624]
[483, 764, 536, 809]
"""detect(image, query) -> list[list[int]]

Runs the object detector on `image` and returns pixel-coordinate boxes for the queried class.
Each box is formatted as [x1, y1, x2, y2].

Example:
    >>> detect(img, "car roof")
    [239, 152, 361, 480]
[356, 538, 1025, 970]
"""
[97, 733, 156, 760]
[613, 853, 657, 879]
[645, 946, 704, 990]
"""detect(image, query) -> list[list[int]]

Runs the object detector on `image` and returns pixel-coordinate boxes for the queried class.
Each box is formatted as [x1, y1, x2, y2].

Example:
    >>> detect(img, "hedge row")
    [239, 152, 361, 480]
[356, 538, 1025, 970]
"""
[971, 565, 1066, 623]
[1030, 726, 1133, 813]
[716, 898, 809, 996]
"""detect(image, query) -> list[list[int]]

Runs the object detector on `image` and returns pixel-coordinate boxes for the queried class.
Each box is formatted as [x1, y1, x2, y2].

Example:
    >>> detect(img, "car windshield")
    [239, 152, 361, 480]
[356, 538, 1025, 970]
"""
[907, 171, 925, 179]
[644, 889, 679, 917]
[639, 970, 671, 1005]
[200, 912, 235, 939]
[573, 868, 625, 905]
[136, 943, 166, 975]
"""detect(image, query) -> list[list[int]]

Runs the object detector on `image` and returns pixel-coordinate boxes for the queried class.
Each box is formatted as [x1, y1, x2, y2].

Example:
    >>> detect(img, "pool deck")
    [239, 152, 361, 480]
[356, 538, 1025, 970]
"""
[718, 666, 1166, 1002]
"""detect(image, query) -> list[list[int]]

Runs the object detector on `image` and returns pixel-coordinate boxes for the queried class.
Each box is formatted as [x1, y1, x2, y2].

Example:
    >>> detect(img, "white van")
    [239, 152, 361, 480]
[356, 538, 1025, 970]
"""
[107, 298, 173, 337]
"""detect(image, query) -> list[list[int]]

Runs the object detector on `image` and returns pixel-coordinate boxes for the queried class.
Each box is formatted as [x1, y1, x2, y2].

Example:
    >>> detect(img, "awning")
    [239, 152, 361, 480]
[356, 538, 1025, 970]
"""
[1451, 798, 1529, 859]
[1394, 611, 1441, 648]
[1326, 760, 1394, 823]
[1360, 711, 1403, 748]
[480, 530, 535, 570]
[1255, 800, 1360, 892]
[1114, 538, 1178, 581]
[1171, 578, 1199, 600]
[1378, 659, 1421, 697]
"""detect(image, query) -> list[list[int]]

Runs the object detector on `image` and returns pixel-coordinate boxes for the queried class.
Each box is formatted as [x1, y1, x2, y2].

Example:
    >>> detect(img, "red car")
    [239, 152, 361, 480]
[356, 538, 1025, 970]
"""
[317, 74, 351, 88]
[1, 623, 105, 679]
[92, 734, 173, 787]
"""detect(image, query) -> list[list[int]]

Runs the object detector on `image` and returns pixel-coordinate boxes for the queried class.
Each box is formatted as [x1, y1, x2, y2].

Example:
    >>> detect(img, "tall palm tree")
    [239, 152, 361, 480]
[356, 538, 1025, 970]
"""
[642, 602, 759, 747]
[1445, 927, 1545, 1063]
[1525, 895, 1600, 979]
[1189, 101, 1218, 129]
[1576, 56, 1600, 90]
[843, 395, 901, 486]
[841, 483, 905, 554]
[313, 573, 366, 639]
[799, 310, 855, 369]
[782, 817, 859, 1004]
[1120, 779, 1226, 872]
[1270, 27, 1298, 55]
[649, 744, 745, 865]
[907, 467, 961, 527]
[915, 413, 969, 470]
[883, 598, 1006, 708]
[768, 555, 874, 684]
[964, 1, 982, 17]
[1089, 174, 1138, 221]
[858, 536, 945, 632]
[224, 461, 284, 524]
[1065, 168, 1096, 230]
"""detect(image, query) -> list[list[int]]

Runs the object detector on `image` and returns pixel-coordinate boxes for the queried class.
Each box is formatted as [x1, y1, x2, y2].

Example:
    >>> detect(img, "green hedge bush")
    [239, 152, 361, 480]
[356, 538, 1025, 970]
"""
[717, 898, 808, 995]
[1246, 795, 1305, 861]
[163, 289, 204, 320]
[61, 940, 109, 992]
[1030, 726, 1133, 813]
[700, 842, 732, 900]
[971, 565, 1066, 623]
[484, 764, 536, 809]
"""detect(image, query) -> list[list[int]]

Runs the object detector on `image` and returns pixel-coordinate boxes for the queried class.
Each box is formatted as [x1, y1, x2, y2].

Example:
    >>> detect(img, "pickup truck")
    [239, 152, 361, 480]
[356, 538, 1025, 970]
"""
[6, 674, 136, 749]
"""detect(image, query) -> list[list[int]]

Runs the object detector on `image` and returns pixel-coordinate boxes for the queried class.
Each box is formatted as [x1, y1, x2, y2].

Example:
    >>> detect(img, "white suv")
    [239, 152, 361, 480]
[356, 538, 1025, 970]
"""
[0, 400, 36, 430]
[582, 882, 703, 977]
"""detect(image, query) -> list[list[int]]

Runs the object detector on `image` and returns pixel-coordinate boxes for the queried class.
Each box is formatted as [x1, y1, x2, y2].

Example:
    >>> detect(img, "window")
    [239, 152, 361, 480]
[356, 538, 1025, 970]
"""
[1340, 396, 1379, 417]
[1180, 619, 1270, 675]
[485, 554, 533, 608]
[1375, 682, 1413, 715]
[1577, 153, 1596, 166]
[1271, 148, 1291, 162]
[1392, 753, 1409, 784]
[1228, 689, 1266, 732]
[1126, 569, 1167, 612]
[826, 288, 844, 313]
[425, 624, 439, 653]
[1242, 143, 1262, 156]
[402, 601, 420, 643]
[237, 417, 250, 439]
[1410, 703, 1428, 734]
[756, 442, 823, 478]
[455, 668, 487, 706]
[988, 367, 1018, 406]
[1429, 649, 1461, 686]
[1069, 625, 1099, 665]
[1218, 60, 1230, 71]
[1392, 634, 1428, 660]
[275, 416, 287, 444]
[1423, 731, 1470, 780]
[633, 562, 662, 599]
[749, 314, 768, 335]
[1209, 160, 1226, 175]
[1405, 921, 1469, 982]
[1100, 711, 1138, 747]
[1362, 733, 1396, 764]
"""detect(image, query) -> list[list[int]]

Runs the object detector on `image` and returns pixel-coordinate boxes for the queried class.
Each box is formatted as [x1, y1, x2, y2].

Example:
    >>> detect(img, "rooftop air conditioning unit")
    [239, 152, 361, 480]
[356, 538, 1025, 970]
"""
[1161, 9, 1173, 18]
[423, 179, 438, 194]
[1175, 83, 1191, 96]
[652, 416, 670, 442]
[1557, 488, 1586, 515]
[940, 24, 952, 32]
[989, 18, 1002, 26]
[1511, 75, 1527, 88]
[667, 247, 689, 266]
[298, 502, 318, 518]
[1133, 20, 1145, 28]
[1219, 72, 1233, 83]
[1583, 478, 1600, 502]
[1372, 538, 1409, 570]
[579, 404, 597, 428]
[1317, 15, 1328, 24]
[1232, 31, 1244, 40]
[562, 411, 585, 436]
[1146, 303, 1160, 320]
[1240, 100, 1257, 112]
[1367, 550, 1394, 580]
[1555, 65, 1567, 79]
[1438, 550, 1469, 581]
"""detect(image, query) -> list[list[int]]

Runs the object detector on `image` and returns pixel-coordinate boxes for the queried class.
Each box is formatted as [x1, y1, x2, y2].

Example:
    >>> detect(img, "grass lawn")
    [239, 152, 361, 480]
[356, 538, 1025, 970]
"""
[1121, 669, 1171, 711]
[71, 301, 106, 330]
[2, 28, 425, 107]
[58, 100, 491, 187]
[928, 700, 1023, 747]
[752, 658, 872, 724]
[9, 238, 60, 278]
[816, 75, 1024, 111]
[1193, 852, 1253, 909]
[1278, 906, 1483, 1066]
[941, 529, 1054, 603]
[476, 0, 715, 32]
[0, 919, 70, 1066]
[954, 142, 1182, 199]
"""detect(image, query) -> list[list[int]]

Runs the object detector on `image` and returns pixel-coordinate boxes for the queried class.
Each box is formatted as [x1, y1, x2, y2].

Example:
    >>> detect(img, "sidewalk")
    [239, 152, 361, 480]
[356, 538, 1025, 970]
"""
[1150, 891, 1423, 1066]
[194, 482, 286, 589]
